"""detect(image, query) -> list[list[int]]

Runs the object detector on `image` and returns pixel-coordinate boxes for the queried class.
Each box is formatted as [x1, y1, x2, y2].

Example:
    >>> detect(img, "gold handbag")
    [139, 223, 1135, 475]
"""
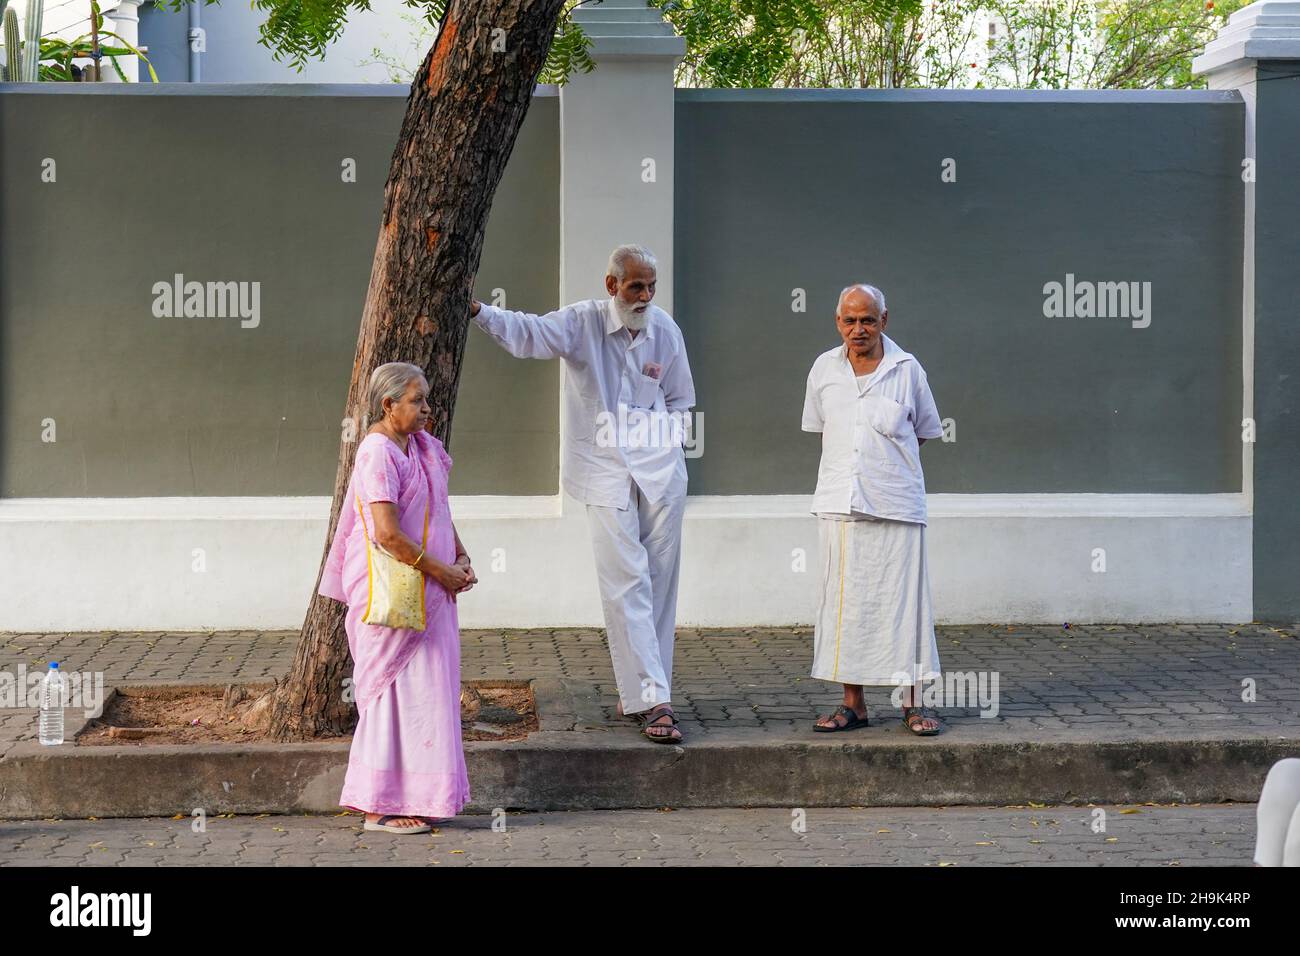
[355, 489, 430, 631]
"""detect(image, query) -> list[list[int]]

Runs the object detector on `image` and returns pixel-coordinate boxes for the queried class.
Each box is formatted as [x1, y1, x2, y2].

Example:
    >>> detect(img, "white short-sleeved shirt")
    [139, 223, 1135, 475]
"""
[802, 334, 943, 524]
[474, 298, 696, 508]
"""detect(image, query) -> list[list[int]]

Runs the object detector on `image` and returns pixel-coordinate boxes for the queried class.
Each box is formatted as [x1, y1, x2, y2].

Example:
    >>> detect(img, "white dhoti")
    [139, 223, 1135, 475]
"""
[812, 514, 942, 686]
[586, 478, 686, 714]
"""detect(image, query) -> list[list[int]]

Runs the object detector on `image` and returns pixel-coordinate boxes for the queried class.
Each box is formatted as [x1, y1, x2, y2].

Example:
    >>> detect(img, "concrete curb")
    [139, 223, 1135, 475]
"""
[0, 680, 1293, 818]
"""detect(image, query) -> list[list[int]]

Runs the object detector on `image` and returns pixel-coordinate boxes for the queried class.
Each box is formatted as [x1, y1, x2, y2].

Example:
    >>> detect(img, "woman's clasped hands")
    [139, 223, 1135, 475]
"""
[433, 555, 477, 601]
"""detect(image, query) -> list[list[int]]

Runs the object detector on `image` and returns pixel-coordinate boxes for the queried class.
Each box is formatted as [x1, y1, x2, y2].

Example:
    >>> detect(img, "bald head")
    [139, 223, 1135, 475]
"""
[837, 283, 886, 314]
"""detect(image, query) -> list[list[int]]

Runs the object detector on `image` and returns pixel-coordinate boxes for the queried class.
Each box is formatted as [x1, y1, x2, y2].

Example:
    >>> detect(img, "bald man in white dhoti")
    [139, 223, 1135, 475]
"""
[801, 284, 946, 735]
[470, 244, 694, 744]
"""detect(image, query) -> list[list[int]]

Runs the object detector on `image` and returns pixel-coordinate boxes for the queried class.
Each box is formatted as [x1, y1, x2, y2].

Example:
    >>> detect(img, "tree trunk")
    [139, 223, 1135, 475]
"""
[255, 0, 568, 742]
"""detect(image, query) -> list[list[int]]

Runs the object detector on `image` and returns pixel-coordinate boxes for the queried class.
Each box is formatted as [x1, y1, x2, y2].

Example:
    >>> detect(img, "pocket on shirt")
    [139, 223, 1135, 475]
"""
[862, 395, 913, 439]
[631, 372, 661, 409]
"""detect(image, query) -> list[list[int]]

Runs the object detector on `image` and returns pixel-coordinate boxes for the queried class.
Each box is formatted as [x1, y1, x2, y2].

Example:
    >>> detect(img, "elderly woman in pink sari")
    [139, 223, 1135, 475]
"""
[319, 362, 477, 834]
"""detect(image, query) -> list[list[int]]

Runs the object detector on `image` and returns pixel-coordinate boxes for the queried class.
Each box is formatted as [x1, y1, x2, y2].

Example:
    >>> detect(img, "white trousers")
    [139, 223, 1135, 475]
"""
[586, 478, 686, 715]
[1255, 758, 1300, 866]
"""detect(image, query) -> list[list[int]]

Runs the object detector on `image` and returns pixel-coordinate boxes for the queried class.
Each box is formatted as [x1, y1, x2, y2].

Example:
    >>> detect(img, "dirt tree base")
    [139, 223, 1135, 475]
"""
[77, 681, 536, 746]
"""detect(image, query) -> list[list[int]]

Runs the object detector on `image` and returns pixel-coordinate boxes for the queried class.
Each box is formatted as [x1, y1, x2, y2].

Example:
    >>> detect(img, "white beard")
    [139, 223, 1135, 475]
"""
[612, 296, 649, 331]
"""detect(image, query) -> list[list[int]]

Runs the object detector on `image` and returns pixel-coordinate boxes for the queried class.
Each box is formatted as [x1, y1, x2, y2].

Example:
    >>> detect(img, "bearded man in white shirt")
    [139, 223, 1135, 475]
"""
[469, 244, 694, 744]
[801, 284, 946, 736]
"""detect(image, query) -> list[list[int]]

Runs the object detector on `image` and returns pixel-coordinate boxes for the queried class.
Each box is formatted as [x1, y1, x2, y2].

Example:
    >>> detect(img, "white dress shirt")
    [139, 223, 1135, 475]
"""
[474, 298, 696, 508]
[802, 333, 943, 524]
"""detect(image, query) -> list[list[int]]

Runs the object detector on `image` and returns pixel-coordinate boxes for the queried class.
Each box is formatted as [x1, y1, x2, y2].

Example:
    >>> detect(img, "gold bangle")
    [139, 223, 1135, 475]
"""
[411, 549, 425, 568]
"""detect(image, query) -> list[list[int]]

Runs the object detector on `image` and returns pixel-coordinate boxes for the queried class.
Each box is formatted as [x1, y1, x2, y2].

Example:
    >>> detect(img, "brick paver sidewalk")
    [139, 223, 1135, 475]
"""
[0, 804, 1256, 867]
[1, 623, 1297, 755]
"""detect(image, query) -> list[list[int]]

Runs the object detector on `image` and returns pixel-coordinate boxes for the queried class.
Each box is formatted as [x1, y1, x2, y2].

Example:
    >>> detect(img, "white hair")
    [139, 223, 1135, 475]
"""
[606, 244, 658, 282]
[838, 283, 887, 314]
[366, 361, 425, 424]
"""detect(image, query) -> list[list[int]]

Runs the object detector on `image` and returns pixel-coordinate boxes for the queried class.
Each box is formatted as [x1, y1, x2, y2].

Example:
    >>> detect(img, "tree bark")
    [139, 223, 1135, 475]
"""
[255, 0, 568, 742]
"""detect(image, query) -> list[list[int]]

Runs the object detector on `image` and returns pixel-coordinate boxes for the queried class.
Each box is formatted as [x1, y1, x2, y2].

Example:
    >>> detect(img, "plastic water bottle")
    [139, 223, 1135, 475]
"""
[39, 662, 65, 746]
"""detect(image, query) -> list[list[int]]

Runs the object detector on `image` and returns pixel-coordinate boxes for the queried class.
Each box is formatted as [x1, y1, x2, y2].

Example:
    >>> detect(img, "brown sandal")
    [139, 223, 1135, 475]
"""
[635, 705, 683, 744]
[902, 705, 942, 736]
[813, 704, 869, 732]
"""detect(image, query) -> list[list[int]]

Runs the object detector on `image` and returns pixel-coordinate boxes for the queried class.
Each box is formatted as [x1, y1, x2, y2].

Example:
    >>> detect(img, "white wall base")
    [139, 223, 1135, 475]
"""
[0, 494, 1251, 632]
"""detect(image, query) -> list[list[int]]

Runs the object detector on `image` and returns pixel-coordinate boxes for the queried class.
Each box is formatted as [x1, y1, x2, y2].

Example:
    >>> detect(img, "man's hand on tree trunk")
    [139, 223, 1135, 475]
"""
[470, 299, 482, 317]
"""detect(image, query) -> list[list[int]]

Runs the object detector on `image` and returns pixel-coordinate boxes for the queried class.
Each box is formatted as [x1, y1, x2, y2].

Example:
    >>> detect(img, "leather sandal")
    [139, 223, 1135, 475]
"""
[902, 705, 943, 736]
[636, 704, 682, 744]
[813, 704, 869, 732]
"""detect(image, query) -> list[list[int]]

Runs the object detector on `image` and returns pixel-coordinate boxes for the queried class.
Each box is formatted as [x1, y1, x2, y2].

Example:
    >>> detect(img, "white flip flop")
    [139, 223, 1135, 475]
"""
[364, 814, 432, 834]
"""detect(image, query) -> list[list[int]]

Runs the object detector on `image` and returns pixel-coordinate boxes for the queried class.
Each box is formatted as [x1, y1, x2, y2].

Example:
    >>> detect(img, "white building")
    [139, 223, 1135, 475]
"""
[1, 0, 427, 83]
[134, 0, 425, 83]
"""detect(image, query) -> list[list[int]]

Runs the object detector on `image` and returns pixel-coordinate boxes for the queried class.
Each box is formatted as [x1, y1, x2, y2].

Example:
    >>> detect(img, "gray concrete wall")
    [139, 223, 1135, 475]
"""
[0, 86, 1251, 501]
[675, 89, 1245, 494]
[1251, 62, 1300, 619]
[0, 85, 560, 497]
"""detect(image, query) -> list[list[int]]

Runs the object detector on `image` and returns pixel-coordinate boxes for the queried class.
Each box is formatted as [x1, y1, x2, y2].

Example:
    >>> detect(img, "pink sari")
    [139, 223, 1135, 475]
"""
[320, 429, 470, 818]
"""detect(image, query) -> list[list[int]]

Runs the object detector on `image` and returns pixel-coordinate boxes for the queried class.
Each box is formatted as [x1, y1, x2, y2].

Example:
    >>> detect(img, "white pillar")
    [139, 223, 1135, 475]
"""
[1194, 0, 1300, 619]
[103, 0, 143, 82]
[559, 0, 685, 312]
